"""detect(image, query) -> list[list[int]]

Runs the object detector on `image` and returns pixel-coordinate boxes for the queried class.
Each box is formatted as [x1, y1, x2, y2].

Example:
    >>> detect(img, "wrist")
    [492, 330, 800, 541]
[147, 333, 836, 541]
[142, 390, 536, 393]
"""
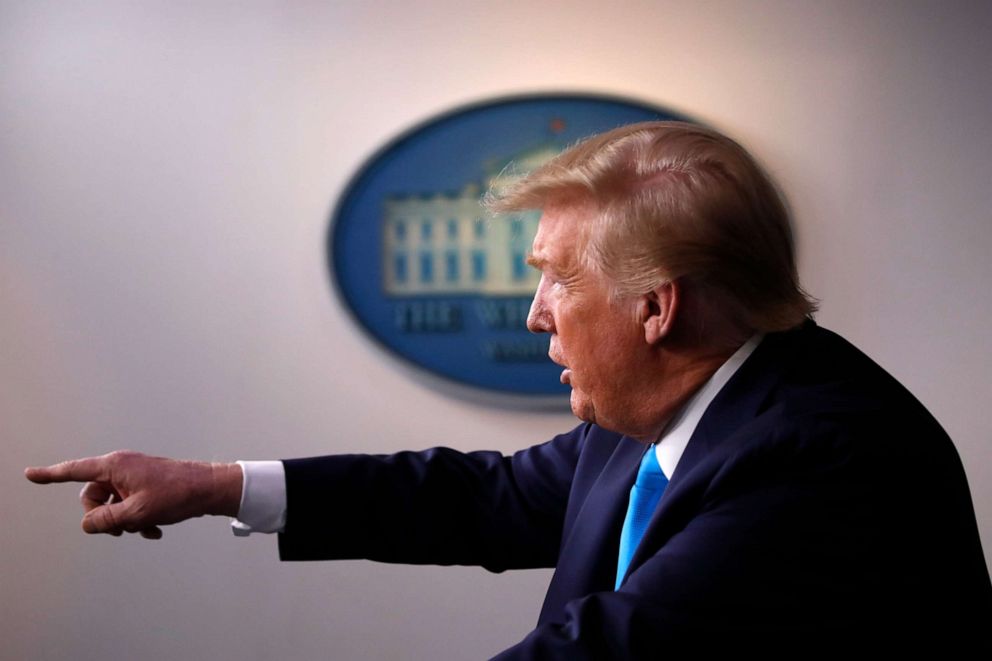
[206, 462, 243, 517]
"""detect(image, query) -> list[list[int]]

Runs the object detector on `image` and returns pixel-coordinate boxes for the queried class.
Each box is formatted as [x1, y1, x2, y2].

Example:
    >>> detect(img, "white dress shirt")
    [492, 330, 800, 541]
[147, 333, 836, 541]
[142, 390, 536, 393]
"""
[231, 334, 763, 536]
[653, 333, 762, 477]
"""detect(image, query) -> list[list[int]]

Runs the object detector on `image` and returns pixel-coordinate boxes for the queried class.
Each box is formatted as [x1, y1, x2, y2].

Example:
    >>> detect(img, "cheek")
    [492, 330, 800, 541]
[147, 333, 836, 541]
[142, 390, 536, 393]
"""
[585, 327, 642, 384]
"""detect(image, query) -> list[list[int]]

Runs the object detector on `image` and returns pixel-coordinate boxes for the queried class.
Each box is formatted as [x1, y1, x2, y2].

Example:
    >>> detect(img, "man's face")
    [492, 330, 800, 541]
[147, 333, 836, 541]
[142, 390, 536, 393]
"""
[526, 200, 646, 432]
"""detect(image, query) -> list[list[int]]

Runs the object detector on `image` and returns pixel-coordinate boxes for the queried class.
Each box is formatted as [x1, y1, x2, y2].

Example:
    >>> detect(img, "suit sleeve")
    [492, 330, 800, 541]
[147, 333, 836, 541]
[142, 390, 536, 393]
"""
[276, 424, 589, 572]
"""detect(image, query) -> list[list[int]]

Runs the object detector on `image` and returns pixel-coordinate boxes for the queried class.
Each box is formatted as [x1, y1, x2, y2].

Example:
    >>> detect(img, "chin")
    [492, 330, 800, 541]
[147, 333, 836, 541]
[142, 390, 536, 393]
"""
[569, 391, 597, 425]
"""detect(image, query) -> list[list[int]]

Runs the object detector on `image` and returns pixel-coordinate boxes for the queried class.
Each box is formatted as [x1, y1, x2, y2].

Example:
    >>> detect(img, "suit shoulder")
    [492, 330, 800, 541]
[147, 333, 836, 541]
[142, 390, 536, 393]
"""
[769, 324, 946, 432]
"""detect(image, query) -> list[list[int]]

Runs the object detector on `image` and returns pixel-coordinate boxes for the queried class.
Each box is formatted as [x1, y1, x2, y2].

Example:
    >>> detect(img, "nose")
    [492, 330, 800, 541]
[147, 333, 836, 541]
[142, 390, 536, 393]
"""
[527, 275, 554, 334]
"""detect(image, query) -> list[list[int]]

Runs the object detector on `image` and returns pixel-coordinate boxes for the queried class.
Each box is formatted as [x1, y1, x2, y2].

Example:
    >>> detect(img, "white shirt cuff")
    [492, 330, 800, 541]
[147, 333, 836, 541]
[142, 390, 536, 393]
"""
[230, 460, 287, 536]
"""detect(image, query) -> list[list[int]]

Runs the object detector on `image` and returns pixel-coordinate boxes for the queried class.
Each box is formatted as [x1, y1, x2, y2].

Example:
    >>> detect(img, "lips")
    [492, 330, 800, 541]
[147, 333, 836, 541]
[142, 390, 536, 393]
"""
[548, 341, 570, 384]
[548, 353, 571, 384]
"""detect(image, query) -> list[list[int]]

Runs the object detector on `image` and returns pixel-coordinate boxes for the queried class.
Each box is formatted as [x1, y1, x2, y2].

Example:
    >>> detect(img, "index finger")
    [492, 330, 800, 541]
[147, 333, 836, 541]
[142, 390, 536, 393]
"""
[25, 457, 108, 484]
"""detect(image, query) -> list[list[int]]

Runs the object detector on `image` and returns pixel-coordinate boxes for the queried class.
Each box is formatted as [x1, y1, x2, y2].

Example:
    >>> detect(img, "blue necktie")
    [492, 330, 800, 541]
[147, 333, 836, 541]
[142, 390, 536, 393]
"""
[615, 444, 669, 589]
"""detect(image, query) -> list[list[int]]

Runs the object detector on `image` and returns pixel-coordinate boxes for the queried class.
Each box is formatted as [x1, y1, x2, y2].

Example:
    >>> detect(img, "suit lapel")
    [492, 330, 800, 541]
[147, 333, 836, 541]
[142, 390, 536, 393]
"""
[672, 329, 795, 482]
[538, 436, 645, 623]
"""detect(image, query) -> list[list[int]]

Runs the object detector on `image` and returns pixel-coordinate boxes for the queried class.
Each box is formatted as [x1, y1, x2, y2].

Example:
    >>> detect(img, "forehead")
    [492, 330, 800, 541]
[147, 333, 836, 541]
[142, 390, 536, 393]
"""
[530, 198, 597, 273]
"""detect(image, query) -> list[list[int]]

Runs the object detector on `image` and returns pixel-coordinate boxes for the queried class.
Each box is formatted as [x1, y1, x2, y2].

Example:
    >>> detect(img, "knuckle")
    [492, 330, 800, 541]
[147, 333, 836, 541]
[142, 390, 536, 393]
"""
[106, 449, 144, 476]
[97, 505, 120, 533]
[108, 449, 141, 463]
[100, 508, 116, 531]
[108, 449, 133, 462]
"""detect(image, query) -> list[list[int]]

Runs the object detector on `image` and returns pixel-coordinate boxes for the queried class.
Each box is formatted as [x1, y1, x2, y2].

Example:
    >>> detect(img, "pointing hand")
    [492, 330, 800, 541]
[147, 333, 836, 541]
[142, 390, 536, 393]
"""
[25, 451, 242, 539]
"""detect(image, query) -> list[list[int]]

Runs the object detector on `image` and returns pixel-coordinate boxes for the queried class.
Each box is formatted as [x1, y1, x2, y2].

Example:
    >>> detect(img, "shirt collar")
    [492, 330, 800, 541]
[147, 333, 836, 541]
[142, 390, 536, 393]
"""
[654, 333, 764, 478]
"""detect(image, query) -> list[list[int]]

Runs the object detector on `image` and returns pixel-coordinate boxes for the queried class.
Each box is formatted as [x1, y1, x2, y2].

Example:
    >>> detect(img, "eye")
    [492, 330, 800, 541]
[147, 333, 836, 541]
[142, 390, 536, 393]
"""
[554, 271, 579, 290]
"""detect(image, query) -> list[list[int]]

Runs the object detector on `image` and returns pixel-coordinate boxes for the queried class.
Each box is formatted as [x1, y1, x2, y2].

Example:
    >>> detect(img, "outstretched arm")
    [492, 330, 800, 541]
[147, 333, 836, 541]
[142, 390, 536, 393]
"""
[278, 426, 587, 571]
[24, 451, 243, 539]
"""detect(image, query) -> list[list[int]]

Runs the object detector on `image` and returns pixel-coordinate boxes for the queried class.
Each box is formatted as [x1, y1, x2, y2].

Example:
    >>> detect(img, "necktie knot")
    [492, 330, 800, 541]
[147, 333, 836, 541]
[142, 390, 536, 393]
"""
[633, 449, 667, 489]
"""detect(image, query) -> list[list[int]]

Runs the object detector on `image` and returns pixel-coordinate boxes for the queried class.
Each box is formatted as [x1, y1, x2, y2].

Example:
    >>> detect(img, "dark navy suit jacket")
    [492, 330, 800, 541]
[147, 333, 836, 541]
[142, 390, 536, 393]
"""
[278, 322, 992, 656]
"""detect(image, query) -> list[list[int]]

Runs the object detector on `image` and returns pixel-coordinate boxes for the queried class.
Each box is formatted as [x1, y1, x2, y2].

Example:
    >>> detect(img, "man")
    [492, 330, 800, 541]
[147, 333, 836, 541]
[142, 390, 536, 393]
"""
[26, 122, 991, 655]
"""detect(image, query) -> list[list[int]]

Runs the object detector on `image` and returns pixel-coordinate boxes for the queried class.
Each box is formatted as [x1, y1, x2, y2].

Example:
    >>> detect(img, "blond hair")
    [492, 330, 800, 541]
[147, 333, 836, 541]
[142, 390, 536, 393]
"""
[486, 121, 817, 332]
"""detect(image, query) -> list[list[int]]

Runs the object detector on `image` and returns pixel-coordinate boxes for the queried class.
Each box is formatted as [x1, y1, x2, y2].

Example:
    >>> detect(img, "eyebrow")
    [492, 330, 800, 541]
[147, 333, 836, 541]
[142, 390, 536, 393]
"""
[527, 253, 580, 282]
[525, 253, 546, 270]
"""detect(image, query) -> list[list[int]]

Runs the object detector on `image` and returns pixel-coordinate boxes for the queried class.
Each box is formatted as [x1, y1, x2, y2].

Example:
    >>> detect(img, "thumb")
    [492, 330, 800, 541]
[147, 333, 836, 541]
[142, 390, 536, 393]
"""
[82, 499, 133, 535]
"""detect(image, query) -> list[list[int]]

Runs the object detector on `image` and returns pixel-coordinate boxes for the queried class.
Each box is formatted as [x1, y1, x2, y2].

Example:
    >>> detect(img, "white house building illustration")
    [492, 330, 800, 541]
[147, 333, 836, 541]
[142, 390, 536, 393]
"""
[382, 145, 560, 296]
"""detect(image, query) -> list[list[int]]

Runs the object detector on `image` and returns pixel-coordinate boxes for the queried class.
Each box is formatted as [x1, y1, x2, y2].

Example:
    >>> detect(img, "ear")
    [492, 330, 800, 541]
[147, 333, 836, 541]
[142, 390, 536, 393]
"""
[637, 280, 679, 345]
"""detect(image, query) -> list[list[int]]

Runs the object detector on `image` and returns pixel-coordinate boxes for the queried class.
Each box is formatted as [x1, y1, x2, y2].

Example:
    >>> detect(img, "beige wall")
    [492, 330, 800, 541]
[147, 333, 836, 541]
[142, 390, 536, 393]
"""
[3, 1, 990, 658]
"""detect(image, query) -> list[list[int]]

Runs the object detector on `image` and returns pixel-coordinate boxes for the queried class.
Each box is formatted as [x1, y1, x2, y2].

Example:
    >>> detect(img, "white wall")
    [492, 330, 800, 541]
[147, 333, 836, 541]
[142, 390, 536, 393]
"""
[3, 1, 990, 658]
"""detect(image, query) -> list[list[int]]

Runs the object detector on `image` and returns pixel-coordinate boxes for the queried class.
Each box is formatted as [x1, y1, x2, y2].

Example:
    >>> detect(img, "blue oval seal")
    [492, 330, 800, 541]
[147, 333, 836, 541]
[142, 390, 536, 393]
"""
[329, 93, 689, 399]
